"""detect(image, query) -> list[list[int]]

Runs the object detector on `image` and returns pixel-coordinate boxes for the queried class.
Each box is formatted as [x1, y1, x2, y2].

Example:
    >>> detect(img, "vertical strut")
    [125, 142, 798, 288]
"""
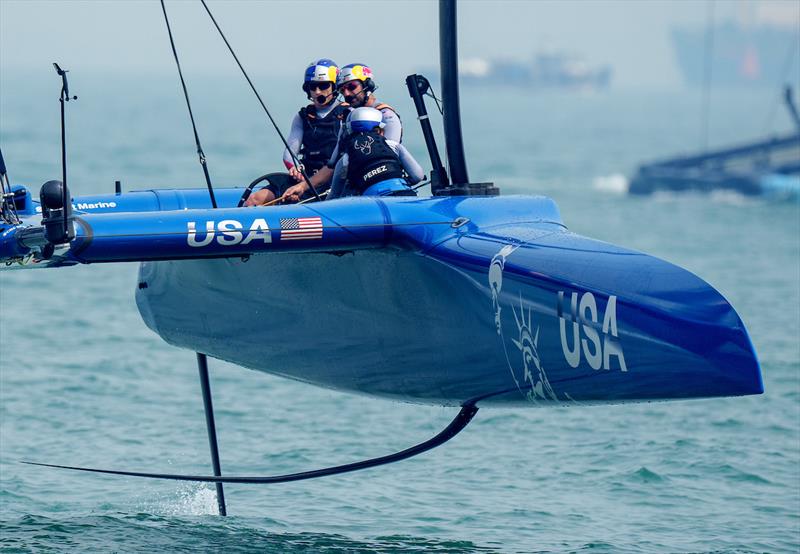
[439, 0, 469, 186]
[196, 353, 227, 515]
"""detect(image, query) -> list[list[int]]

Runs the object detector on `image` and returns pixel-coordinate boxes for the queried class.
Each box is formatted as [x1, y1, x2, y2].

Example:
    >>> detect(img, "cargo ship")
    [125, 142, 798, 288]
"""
[672, 21, 798, 87]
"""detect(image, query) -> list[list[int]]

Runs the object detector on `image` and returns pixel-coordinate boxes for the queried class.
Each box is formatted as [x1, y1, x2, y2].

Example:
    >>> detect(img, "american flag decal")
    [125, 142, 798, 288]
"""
[279, 217, 324, 240]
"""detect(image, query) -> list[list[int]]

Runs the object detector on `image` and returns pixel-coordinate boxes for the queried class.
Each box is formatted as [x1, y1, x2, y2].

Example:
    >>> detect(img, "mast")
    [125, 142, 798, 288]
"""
[439, 0, 468, 186]
[437, 0, 498, 196]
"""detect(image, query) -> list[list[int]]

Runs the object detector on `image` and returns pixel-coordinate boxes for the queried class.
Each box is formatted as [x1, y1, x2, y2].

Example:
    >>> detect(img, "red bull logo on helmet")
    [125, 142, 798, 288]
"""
[339, 63, 373, 85]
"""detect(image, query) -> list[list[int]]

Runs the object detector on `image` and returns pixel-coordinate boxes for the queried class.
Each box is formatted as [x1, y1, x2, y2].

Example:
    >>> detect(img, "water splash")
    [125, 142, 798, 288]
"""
[139, 484, 220, 517]
[592, 174, 629, 194]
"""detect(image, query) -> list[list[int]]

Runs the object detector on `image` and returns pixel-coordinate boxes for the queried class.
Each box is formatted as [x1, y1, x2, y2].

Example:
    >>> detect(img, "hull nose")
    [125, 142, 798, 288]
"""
[619, 257, 764, 399]
[574, 247, 764, 400]
[475, 228, 764, 403]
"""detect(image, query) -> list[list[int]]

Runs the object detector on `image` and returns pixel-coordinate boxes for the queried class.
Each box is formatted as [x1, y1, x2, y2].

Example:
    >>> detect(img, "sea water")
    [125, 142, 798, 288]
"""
[1, 72, 798, 553]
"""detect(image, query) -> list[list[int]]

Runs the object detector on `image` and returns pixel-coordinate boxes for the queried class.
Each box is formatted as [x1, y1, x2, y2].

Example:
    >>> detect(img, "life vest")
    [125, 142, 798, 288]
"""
[373, 102, 396, 115]
[298, 103, 349, 172]
[344, 131, 406, 193]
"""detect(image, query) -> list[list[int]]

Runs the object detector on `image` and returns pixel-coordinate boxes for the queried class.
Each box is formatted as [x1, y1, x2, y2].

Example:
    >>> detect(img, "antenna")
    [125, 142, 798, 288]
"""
[53, 63, 77, 237]
[34, 64, 77, 248]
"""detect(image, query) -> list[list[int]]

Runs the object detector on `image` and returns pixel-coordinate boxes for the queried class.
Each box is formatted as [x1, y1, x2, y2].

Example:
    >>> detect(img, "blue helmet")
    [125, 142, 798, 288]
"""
[347, 107, 385, 134]
[302, 59, 339, 93]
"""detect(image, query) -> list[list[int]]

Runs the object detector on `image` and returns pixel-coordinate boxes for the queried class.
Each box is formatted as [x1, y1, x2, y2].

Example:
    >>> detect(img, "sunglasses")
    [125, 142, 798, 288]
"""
[308, 82, 332, 92]
[340, 82, 362, 93]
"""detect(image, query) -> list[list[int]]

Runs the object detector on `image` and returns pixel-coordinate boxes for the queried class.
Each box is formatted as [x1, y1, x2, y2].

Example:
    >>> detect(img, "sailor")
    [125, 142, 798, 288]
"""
[335, 63, 402, 141]
[328, 107, 422, 199]
[245, 59, 348, 206]
[281, 63, 403, 202]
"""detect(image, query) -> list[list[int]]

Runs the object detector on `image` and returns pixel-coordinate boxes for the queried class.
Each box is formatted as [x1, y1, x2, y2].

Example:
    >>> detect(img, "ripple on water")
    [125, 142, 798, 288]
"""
[720, 464, 774, 485]
[627, 466, 667, 484]
[711, 418, 744, 428]
[688, 463, 774, 485]
[0, 512, 500, 553]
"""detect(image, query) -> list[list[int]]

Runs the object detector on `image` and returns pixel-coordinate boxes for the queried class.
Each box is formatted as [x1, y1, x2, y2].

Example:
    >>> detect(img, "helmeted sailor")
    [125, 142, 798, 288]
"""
[282, 63, 404, 202]
[246, 58, 347, 206]
[328, 107, 423, 198]
[335, 63, 402, 142]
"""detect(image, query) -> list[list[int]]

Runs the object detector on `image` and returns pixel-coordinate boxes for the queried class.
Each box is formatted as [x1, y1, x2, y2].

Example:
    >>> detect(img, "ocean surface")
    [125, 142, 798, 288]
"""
[1, 70, 799, 553]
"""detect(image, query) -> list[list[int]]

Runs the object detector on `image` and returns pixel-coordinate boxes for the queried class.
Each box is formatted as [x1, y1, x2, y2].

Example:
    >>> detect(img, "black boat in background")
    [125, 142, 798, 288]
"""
[629, 86, 800, 197]
[631, 5, 799, 199]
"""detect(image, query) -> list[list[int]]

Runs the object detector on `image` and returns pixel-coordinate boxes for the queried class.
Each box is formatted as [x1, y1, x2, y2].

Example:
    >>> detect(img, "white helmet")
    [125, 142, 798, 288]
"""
[303, 59, 339, 90]
[337, 63, 375, 92]
[347, 107, 385, 134]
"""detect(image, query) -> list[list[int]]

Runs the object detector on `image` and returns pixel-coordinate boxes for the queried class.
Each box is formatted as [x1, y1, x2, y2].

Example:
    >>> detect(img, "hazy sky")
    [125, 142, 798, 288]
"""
[1, 0, 798, 88]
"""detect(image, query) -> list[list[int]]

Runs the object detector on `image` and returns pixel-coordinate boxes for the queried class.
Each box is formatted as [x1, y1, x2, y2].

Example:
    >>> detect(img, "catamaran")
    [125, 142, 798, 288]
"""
[0, 0, 762, 515]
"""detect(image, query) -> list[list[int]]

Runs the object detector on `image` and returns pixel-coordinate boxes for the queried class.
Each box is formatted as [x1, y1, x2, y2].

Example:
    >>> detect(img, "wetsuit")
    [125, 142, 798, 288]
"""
[328, 132, 424, 199]
[272, 101, 348, 198]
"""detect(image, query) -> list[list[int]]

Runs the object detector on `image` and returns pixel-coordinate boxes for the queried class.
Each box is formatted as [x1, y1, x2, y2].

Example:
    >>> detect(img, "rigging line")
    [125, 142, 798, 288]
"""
[0, 148, 20, 225]
[762, 30, 800, 135]
[199, 0, 321, 201]
[425, 83, 450, 177]
[160, 0, 218, 209]
[22, 404, 478, 485]
[426, 84, 444, 116]
[295, 196, 391, 242]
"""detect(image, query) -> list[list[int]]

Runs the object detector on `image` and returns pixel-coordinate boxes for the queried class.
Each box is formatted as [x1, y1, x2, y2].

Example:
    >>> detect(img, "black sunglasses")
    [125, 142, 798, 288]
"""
[308, 82, 333, 92]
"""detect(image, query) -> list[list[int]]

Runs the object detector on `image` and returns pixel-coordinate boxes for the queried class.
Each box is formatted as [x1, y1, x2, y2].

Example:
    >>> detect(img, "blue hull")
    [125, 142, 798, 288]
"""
[122, 194, 760, 406]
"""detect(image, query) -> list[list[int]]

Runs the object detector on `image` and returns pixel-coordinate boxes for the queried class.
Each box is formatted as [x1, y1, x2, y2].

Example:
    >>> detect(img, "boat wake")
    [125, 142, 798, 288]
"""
[649, 189, 759, 206]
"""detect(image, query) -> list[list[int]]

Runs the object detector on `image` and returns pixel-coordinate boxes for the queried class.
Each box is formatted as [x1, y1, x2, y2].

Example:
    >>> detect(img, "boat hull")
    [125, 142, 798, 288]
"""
[135, 196, 762, 406]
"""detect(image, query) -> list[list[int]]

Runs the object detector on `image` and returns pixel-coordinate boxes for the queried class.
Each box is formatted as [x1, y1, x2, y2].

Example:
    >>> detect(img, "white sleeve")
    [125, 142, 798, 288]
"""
[328, 155, 349, 199]
[396, 144, 425, 184]
[282, 113, 304, 169]
[381, 108, 402, 143]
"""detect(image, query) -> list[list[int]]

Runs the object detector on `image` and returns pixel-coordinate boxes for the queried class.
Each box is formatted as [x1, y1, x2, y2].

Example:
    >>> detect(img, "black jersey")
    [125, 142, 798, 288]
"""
[344, 131, 406, 193]
[298, 103, 349, 173]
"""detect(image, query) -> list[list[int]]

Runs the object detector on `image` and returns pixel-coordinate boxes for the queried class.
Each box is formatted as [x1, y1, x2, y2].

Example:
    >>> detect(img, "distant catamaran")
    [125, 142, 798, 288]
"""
[0, 0, 762, 516]
[630, 12, 800, 197]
